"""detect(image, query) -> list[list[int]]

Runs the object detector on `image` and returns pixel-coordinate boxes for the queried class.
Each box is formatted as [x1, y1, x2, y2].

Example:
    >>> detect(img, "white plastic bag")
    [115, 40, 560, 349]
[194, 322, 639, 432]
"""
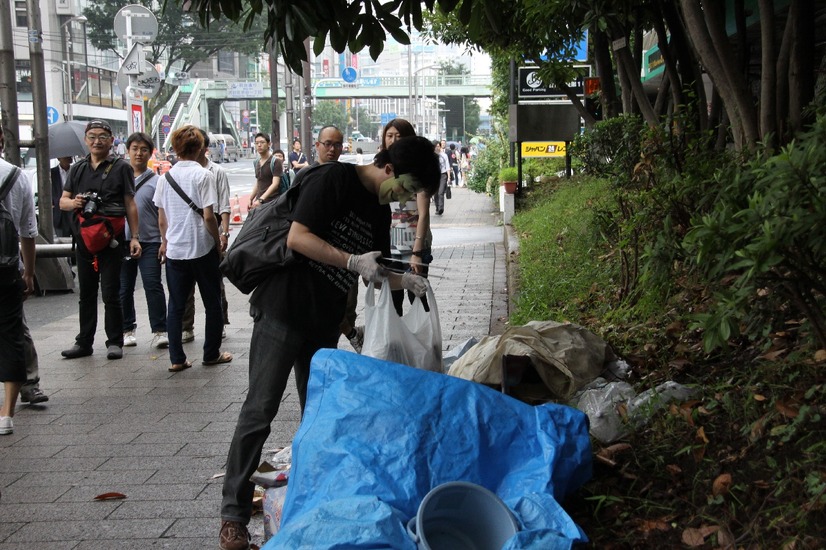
[362, 279, 443, 372]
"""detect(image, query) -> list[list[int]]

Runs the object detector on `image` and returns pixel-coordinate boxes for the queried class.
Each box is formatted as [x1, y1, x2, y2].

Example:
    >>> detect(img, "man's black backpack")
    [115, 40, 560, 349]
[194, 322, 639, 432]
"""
[220, 166, 313, 294]
[0, 166, 22, 277]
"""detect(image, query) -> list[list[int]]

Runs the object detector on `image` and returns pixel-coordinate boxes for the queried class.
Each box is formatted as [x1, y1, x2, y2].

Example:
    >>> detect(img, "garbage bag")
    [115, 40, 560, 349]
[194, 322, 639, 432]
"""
[448, 320, 615, 400]
[362, 279, 443, 372]
[264, 349, 592, 549]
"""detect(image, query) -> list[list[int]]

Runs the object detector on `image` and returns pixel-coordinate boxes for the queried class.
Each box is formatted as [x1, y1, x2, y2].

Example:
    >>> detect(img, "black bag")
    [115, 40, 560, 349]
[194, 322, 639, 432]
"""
[0, 166, 22, 276]
[446, 185, 452, 199]
[219, 168, 309, 294]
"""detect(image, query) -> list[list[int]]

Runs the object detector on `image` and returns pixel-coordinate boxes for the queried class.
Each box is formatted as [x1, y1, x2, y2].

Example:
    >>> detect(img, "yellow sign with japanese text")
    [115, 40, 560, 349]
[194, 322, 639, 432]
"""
[521, 141, 567, 157]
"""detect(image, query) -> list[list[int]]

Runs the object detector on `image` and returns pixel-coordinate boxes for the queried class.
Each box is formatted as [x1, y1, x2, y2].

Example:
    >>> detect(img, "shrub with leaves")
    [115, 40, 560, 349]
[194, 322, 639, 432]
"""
[466, 131, 507, 194]
[684, 115, 826, 350]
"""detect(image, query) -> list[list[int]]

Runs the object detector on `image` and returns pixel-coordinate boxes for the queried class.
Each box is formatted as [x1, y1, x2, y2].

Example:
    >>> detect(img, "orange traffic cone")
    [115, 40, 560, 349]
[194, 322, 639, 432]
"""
[231, 194, 242, 224]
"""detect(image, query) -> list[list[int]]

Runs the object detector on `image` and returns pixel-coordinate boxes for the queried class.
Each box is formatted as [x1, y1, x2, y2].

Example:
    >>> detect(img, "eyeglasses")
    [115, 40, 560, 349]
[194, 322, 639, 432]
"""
[319, 141, 343, 149]
[86, 134, 112, 142]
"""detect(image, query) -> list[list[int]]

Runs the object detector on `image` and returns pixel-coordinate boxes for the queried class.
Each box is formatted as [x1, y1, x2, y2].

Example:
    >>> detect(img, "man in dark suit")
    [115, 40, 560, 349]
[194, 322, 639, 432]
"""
[51, 156, 73, 238]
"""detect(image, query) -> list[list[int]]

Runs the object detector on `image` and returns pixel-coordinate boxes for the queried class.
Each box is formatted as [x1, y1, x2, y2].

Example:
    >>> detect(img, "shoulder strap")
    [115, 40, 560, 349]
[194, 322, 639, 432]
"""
[0, 166, 21, 201]
[135, 170, 154, 191]
[164, 173, 203, 217]
[270, 155, 278, 175]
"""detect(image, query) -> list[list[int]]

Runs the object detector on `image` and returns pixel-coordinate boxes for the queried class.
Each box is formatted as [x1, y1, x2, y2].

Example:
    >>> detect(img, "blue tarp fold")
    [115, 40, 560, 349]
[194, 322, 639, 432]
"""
[264, 349, 592, 549]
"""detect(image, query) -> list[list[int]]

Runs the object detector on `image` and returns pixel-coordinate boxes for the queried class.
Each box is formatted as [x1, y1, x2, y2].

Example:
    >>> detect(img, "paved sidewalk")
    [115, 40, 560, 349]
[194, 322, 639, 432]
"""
[0, 187, 506, 548]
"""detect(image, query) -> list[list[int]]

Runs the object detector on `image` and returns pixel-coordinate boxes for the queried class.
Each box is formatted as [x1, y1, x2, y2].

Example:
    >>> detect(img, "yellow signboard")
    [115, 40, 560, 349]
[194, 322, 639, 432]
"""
[521, 141, 567, 157]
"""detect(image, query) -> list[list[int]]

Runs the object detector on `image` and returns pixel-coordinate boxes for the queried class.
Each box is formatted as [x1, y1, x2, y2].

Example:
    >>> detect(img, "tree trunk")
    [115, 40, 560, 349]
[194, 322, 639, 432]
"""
[680, 0, 749, 149]
[788, 0, 815, 135]
[652, 10, 684, 118]
[758, 0, 777, 150]
[592, 27, 621, 118]
[609, 23, 658, 125]
[662, 0, 707, 131]
[776, 5, 792, 142]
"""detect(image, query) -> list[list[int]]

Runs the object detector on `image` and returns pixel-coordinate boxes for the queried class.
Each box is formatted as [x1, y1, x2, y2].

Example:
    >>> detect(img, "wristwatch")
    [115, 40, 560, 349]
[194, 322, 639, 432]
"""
[220, 230, 230, 237]
[131, 234, 140, 240]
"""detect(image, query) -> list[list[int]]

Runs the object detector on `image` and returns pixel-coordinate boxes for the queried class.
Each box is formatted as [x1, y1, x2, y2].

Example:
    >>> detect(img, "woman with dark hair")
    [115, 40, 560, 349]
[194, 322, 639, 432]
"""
[153, 125, 232, 372]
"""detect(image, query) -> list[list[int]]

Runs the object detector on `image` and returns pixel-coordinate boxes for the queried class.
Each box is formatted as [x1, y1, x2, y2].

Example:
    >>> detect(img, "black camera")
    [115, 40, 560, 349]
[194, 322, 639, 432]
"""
[80, 192, 102, 219]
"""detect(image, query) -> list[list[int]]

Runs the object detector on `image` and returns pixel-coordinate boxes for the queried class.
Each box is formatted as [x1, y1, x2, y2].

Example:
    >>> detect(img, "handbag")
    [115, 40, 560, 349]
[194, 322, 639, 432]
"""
[446, 185, 452, 199]
[76, 213, 125, 254]
[362, 278, 443, 372]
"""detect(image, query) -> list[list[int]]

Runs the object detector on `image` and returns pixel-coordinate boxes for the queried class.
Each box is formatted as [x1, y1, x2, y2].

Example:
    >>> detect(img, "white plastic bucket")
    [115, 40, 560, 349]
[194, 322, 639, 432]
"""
[407, 481, 519, 550]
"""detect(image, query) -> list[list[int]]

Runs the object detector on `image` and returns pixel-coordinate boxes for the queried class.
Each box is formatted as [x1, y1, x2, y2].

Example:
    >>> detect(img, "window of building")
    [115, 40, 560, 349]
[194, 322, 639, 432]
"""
[14, 1, 26, 27]
[15, 60, 32, 100]
[217, 51, 235, 74]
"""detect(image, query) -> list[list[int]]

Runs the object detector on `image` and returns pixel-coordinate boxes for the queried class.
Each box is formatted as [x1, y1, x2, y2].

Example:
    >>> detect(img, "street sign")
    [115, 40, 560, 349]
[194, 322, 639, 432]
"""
[380, 112, 397, 125]
[114, 4, 158, 44]
[242, 116, 250, 125]
[521, 141, 567, 158]
[121, 43, 144, 75]
[342, 67, 357, 83]
[161, 124, 171, 134]
[161, 114, 171, 124]
[46, 106, 60, 125]
[117, 61, 161, 98]
[517, 66, 588, 99]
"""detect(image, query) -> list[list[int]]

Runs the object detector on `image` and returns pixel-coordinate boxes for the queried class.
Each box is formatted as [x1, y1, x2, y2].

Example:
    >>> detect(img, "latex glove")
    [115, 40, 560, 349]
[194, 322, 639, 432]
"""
[401, 272, 428, 298]
[347, 251, 387, 283]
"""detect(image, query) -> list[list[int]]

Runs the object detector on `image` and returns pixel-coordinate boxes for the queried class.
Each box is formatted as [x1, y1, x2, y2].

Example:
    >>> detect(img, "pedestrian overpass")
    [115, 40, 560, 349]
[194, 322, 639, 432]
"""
[151, 74, 491, 149]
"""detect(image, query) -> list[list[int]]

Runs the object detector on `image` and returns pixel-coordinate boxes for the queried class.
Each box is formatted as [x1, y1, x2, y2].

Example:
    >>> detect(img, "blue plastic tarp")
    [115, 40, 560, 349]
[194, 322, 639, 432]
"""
[264, 349, 592, 549]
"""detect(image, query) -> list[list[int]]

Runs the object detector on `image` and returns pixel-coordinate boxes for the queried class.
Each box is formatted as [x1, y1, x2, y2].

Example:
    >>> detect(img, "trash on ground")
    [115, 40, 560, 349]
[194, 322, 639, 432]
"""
[442, 336, 478, 371]
[448, 320, 616, 401]
[262, 349, 592, 549]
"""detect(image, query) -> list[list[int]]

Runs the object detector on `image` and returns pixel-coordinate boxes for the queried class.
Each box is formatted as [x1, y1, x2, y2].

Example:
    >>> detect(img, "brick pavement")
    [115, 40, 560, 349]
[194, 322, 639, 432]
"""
[0, 186, 506, 548]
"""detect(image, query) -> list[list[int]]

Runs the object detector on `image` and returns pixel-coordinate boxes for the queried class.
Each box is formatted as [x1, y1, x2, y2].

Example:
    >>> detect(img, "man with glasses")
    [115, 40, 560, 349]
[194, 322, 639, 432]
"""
[59, 120, 141, 360]
[314, 125, 345, 165]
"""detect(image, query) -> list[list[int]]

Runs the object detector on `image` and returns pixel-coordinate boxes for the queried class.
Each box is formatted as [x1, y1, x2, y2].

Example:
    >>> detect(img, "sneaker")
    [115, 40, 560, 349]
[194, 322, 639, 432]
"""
[219, 520, 250, 550]
[348, 326, 364, 354]
[151, 332, 169, 349]
[123, 331, 137, 347]
[106, 345, 123, 360]
[20, 387, 49, 404]
[181, 330, 195, 343]
[0, 416, 12, 435]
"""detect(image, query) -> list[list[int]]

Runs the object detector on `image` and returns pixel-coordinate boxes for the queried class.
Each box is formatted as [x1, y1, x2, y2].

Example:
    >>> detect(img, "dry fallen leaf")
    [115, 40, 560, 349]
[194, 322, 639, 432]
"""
[717, 526, 736, 548]
[94, 492, 127, 501]
[666, 464, 682, 476]
[638, 518, 670, 534]
[712, 473, 732, 496]
[211, 473, 225, 480]
[776, 401, 800, 418]
[814, 349, 826, 362]
[759, 348, 787, 361]
[682, 525, 719, 546]
[753, 393, 767, 401]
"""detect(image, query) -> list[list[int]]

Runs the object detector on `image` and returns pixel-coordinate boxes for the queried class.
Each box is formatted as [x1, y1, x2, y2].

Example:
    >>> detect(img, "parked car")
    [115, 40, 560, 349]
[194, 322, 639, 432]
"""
[208, 133, 240, 163]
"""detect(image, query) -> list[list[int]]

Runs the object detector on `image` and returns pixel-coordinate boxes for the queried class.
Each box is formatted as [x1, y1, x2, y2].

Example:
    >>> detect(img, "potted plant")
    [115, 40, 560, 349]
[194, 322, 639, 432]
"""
[499, 166, 519, 194]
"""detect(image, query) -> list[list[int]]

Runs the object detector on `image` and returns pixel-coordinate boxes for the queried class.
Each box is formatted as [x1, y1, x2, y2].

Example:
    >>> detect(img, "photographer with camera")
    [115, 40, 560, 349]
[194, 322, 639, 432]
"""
[59, 120, 141, 361]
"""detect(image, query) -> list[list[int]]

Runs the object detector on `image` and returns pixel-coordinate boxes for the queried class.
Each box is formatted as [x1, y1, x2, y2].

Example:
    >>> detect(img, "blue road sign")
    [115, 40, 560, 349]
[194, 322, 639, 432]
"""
[46, 106, 60, 125]
[342, 67, 357, 83]
[380, 112, 398, 125]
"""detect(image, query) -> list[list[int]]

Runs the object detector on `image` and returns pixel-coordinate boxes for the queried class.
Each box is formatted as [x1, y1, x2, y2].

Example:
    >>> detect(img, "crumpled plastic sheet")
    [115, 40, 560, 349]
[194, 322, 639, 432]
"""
[264, 349, 593, 549]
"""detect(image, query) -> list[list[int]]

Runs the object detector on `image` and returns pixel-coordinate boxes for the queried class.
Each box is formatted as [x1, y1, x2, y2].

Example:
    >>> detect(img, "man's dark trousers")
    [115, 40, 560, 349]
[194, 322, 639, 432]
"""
[74, 245, 124, 349]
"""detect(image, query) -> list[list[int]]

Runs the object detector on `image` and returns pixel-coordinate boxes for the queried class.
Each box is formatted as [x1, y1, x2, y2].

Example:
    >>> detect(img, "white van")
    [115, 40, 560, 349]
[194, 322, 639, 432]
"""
[208, 133, 240, 163]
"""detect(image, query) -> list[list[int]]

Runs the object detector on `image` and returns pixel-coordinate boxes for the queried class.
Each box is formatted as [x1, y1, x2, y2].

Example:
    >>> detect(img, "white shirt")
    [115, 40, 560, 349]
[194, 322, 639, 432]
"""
[153, 160, 217, 261]
[206, 160, 231, 215]
[0, 160, 38, 270]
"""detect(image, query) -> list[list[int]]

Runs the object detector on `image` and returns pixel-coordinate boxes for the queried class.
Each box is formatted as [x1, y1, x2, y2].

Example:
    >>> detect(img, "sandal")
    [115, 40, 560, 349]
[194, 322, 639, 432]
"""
[202, 351, 233, 366]
[169, 361, 192, 373]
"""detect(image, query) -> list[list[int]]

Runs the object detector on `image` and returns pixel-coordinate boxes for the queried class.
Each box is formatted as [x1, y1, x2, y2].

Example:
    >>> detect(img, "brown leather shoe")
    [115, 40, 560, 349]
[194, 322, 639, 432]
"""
[219, 520, 250, 550]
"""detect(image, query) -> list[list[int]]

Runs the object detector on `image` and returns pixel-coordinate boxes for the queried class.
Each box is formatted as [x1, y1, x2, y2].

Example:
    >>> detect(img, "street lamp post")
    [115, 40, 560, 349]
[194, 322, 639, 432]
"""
[60, 15, 86, 121]
[413, 64, 439, 135]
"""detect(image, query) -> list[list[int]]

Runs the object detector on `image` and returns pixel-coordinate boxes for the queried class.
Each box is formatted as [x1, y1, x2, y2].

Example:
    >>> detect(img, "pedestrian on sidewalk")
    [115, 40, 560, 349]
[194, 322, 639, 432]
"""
[288, 139, 309, 172]
[59, 120, 141, 361]
[434, 141, 451, 215]
[248, 132, 283, 210]
[120, 132, 168, 350]
[0, 125, 39, 434]
[154, 125, 231, 373]
[181, 129, 231, 342]
[218, 136, 440, 550]
[447, 142, 460, 186]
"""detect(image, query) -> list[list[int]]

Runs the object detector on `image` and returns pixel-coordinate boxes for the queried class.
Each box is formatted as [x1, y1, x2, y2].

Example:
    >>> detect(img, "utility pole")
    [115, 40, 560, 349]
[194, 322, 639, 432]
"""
[26, 0, 54, 241]
[285, 65, 294, 144]
[0, 0, 22, 165]
[301, 37, 312, 162]
[268, 42, 280, 149]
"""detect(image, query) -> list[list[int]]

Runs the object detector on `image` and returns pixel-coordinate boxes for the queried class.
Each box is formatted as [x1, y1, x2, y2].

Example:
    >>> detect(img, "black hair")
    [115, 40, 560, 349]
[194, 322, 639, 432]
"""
[197, 128, 210, 147]
[254, 132, 270, 143]
[126, 132, 154, 153]
[373, 136, 440, 197]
